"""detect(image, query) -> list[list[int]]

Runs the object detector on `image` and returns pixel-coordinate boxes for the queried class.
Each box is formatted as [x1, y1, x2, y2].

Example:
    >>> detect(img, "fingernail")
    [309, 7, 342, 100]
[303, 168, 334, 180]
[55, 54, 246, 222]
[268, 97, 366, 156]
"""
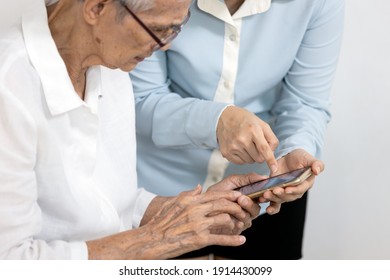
[239, 236, 246, 244]
[241, 197, 249, 206]
[233, 191, 242, 198]
[276, 190, 283, 196]
[286, 189, 293, 194]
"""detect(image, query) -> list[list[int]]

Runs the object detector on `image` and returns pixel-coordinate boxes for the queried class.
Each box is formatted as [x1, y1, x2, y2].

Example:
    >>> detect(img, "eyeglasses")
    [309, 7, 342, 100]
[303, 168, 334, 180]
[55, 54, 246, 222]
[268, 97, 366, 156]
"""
[121, 4, 191, 51]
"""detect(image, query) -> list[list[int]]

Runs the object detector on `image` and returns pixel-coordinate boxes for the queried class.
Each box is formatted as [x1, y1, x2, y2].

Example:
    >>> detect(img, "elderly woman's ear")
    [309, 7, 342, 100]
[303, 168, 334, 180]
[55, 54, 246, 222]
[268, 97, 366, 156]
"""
[83, 0, 114, 23]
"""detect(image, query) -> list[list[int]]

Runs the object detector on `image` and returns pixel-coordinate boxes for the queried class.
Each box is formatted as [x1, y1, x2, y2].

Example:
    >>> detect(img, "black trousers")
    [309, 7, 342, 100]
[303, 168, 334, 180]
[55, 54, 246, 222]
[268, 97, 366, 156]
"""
[175, 192, 308, 260]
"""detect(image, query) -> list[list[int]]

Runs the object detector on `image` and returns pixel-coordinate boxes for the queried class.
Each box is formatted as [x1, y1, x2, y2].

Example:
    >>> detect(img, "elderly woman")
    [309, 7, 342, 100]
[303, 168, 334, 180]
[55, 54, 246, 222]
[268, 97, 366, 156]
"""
[0, 0, 281, 260]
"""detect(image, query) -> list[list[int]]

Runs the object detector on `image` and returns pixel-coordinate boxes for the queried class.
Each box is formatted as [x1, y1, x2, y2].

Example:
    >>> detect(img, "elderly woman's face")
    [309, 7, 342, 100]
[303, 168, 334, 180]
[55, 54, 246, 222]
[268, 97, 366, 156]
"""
[93, 0, 191, 72]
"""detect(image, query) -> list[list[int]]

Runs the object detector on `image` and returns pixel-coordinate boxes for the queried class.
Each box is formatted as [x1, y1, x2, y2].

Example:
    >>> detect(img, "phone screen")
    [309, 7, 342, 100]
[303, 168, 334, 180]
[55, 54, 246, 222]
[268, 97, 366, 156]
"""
[236, 167, 311, 197]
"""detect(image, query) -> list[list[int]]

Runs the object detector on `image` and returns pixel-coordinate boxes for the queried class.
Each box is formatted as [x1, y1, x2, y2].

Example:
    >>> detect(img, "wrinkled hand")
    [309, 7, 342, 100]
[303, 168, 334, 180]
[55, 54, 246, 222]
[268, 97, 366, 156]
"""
[141, 185, 252, 259]
[87, 185, 254, 260]
[217, 106, 279, 173]
[207, 173, 281, 228]
[259, 149, 325, 207]
[87, 175, 282, 260]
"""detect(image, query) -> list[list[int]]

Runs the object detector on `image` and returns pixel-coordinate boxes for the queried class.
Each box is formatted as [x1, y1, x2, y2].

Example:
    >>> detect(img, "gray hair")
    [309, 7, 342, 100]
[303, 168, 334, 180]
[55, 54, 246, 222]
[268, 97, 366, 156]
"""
[46, 0, 163, 12]
[120, 0, 155, 13]
[120, 0, 190, 13]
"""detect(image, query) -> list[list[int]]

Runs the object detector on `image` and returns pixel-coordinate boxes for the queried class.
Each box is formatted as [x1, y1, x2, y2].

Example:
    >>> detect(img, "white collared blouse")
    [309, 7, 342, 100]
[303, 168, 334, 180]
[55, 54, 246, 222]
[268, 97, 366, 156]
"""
[0, 2, 155, 259]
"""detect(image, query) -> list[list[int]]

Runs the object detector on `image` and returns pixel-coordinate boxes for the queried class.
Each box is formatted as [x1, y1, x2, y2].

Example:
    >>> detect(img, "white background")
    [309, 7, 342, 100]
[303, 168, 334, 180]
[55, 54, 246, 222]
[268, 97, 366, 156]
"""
[1, 0, 389, 260]
[303, 0, 390, 259]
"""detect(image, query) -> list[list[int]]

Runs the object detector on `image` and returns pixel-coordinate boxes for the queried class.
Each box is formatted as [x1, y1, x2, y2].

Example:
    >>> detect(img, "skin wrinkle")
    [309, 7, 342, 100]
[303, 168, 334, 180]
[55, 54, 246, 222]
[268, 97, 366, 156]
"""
[142, 212, 197, 259]
[98, 161, 231, 255]
[140, 190, 246, 258]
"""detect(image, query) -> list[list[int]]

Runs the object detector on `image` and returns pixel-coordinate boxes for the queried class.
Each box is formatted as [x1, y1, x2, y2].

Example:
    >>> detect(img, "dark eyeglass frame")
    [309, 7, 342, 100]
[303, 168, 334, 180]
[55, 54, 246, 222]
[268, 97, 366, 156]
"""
[121, 3, 191, 50]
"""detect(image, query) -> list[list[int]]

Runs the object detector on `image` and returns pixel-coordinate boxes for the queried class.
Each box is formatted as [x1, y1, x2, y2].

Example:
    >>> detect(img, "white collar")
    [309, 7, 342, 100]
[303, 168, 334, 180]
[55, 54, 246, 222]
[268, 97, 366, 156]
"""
[22, 2, 83, 116]
[197, 0, 271, 25]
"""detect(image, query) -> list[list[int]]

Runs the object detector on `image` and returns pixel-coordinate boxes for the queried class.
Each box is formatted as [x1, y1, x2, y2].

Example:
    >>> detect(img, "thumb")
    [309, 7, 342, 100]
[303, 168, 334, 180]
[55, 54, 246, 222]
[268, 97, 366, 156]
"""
[191, 184, 203, 195]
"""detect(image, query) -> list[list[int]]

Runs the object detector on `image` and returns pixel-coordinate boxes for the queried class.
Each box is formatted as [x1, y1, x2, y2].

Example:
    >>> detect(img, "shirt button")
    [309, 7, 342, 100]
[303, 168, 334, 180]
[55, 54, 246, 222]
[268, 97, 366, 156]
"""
[224, 81, 231, 89]
[229, 34, 237, 41]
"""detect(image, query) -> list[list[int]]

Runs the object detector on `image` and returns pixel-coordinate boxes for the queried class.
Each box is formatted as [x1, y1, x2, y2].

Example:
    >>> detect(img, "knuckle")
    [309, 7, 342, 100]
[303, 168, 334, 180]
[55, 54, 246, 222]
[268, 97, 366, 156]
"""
[222, 213, 232, 224]
[245, 123, 257, 133]
[219, 147, 229, 158]
[254, 155, 265, 163]
[244, 220, 252, 230]
[228, 142, 241, 153]
[270, 139, 279, 150]
[235, 135, 248, 145]
[258, 143, 271, 153]
[262, 122, 271, 130]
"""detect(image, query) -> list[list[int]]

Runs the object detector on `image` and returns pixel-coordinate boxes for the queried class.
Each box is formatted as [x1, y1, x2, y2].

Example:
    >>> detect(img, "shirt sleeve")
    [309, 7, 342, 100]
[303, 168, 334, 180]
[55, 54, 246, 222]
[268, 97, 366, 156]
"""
[131, 51, 227, 149]
[271, 0, 345, 159]
[0, 85, 88, 260]
[132, 188, 157, 228]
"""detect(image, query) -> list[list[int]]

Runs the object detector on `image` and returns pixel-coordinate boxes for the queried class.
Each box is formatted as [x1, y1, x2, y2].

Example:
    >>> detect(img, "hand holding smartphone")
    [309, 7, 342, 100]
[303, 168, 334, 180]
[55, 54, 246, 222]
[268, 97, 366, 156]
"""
[235, 167, 312, 199]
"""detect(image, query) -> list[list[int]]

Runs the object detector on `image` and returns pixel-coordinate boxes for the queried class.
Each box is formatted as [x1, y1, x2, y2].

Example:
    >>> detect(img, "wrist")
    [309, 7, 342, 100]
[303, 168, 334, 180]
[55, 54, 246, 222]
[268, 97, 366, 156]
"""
[86, 226, 161, 260]
[216, 105, 235, 143]
[140, 196, 172, 226]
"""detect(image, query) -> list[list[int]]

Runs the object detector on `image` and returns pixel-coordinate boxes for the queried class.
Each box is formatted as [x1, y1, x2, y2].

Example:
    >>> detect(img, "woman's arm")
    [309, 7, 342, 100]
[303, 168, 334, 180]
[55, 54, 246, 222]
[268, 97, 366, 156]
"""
[87, 173, 267, 260]
[271, 0, 345, 159]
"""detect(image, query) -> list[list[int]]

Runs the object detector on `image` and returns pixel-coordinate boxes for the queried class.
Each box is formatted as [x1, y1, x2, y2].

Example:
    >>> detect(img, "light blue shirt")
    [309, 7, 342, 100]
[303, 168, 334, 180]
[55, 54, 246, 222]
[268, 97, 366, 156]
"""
[130, 0, 345, 196]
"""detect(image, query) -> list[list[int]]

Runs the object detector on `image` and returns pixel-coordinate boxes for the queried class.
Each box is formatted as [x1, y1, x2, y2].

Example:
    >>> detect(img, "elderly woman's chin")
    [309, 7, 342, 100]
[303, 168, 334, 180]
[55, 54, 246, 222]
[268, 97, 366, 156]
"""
[103, 61, 138, 72]
[120, 63, 139, 72]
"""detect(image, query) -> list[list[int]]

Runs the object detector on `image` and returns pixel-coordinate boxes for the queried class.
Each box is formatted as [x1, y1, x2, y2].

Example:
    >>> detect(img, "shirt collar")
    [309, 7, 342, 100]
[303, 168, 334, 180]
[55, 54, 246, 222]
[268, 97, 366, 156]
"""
[21, 2, 83, 116]
[197, 0, 271, 24]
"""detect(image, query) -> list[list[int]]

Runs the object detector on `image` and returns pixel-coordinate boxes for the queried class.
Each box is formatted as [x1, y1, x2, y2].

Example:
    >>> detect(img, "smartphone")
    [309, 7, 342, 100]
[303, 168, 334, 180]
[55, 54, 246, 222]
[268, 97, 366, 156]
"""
[235, 167, 312, 199]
